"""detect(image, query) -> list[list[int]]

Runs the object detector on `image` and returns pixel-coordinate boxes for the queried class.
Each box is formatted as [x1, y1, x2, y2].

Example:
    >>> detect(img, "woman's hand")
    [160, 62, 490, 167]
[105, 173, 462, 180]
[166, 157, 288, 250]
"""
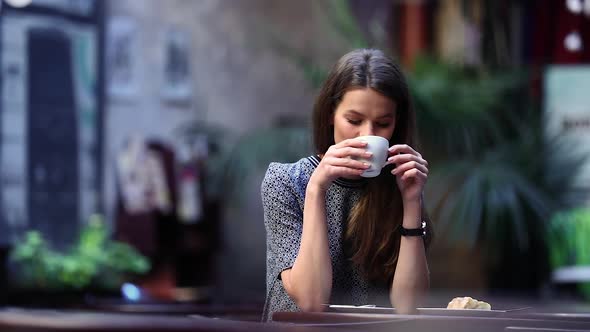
[309, 138, 371, 192]
[386, 144, 429, 204]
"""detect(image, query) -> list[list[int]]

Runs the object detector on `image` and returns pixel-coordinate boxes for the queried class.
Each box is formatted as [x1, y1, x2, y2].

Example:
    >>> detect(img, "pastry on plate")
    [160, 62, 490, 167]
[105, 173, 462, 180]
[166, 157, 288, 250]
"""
[447, 296, 491, 310]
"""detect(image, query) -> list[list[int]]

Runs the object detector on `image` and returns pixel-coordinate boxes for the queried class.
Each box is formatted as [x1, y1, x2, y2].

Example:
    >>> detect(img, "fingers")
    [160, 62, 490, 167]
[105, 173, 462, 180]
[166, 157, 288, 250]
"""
[323, 155, 370, 170]
[386, 153, 428, 167]
[397, 168, 428, 182]
[386, 145, 429, 181]
[336, 137, 371, 149]
[328, 165, 367, 177]
[388, 144, 422, 158]
[391, 160, 428, 176]
[327, 138, 372, 160]
[330, 146, 372, 160]
[318, 139, 372, 181]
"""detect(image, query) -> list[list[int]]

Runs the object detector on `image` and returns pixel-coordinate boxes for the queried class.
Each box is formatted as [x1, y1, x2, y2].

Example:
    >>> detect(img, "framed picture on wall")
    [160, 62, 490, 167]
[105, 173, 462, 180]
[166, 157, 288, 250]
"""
[161, 27, 192, 103]
[106, 16, 139, 100]
[31, 0, 96, 17]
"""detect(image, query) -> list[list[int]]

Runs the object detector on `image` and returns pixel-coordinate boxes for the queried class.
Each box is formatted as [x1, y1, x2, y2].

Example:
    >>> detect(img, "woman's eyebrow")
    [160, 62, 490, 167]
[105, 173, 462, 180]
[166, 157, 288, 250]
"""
[344, 110, 363, 116]
[344, 110, 394, 118]
[377, 113, 394, 119]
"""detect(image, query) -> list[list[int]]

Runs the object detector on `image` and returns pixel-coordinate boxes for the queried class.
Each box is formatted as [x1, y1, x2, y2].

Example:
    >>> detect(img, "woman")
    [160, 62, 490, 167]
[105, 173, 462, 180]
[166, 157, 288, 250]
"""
[261, 48, 432, 322]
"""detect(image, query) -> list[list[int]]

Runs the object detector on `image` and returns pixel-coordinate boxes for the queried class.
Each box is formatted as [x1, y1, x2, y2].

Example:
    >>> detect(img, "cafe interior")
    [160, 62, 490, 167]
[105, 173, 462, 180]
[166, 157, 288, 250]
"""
[0, 0, 590, 331]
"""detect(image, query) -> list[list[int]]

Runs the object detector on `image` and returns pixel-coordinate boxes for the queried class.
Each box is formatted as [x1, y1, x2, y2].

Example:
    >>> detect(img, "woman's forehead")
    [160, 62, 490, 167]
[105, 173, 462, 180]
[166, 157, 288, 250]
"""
[336, 88, 397, 115]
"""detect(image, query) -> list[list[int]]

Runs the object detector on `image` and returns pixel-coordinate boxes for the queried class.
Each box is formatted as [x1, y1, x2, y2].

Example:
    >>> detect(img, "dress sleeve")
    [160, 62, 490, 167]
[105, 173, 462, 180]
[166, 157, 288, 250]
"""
[261, 162, 304, 281]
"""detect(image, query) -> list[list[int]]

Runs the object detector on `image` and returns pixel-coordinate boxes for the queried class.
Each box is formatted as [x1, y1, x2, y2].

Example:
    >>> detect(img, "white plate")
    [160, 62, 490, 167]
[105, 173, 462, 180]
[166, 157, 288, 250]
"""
[327, 305, 509, 317]
[417, 308, 506, 317]
[327, 305, 394, 314]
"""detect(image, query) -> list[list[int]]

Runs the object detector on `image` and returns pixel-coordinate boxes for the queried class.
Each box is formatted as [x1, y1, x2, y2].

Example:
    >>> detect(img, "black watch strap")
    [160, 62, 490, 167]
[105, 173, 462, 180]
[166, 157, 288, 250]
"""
[400, 221, 426, 237]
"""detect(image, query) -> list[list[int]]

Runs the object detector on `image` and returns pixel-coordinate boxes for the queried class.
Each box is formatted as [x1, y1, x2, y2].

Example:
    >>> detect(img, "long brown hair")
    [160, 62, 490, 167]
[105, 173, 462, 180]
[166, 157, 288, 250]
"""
[312, 49, 433, 283]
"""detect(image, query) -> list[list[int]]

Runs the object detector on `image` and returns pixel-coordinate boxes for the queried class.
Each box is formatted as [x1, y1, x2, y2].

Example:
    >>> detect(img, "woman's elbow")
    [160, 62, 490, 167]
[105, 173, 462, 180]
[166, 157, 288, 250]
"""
[288, 288, 326, 312]
[282, 270, 329, 312]
[296, 297, 326, 312]
[290, 287, 330, 312]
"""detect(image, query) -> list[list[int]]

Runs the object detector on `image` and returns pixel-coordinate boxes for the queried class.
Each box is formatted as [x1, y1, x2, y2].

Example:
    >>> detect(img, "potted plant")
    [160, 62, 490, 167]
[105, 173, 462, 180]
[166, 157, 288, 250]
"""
[8, 214, 150, 306]
[411, 56, 588, 291]
[547, 208, 590, 300]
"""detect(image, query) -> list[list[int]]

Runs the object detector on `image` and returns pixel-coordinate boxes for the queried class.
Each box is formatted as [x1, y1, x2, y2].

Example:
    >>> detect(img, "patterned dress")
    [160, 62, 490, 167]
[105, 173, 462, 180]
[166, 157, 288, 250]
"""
[261, 155, 388, 322]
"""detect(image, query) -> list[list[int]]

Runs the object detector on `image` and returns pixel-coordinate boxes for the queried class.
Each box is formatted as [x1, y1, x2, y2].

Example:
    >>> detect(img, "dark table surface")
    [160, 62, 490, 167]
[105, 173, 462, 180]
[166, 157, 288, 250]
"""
[272, 306, 590, 332]
[3, 302, 590, 332]
[0, 307, 366, 332]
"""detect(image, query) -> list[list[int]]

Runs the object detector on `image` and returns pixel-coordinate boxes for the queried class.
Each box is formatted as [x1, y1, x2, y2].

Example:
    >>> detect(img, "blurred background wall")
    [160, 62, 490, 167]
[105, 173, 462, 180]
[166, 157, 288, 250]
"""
[0, 0, 589, 310]
[102, 0, 320, 304]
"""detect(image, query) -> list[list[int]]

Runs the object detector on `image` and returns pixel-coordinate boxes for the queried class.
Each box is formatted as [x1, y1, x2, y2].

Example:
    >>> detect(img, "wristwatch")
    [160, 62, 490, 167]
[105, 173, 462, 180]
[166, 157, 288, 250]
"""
[399, 221, 426, 237]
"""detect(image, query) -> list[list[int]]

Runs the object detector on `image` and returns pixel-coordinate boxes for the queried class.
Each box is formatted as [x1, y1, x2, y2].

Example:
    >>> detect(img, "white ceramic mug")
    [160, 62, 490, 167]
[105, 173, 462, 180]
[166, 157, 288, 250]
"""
[354, 135, 389, 178]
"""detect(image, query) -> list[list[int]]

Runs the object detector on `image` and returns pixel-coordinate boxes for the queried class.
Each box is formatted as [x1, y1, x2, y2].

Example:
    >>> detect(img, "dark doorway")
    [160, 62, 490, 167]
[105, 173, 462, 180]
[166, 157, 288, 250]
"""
[27, 28, 79, 249]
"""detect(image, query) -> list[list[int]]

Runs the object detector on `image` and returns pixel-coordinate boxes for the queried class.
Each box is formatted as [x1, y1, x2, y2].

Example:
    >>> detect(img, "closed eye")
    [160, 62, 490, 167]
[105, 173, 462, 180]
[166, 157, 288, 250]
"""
[347, 119, 361, 125]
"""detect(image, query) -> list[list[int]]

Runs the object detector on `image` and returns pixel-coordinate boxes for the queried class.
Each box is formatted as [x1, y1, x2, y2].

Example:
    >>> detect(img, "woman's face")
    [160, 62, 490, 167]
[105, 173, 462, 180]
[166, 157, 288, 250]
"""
[332, 88, 397, 144]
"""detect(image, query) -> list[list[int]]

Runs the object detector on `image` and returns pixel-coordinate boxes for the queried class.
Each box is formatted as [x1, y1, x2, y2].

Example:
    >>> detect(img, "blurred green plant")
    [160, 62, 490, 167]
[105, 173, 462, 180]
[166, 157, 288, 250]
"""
[10, 214, 150, 291]
[548, 209, 590, 269]
[410, 56, 524, 158]
[414, 56, 587, 254]
[412, 56, 589, 291]
[547, 208, 590, 299]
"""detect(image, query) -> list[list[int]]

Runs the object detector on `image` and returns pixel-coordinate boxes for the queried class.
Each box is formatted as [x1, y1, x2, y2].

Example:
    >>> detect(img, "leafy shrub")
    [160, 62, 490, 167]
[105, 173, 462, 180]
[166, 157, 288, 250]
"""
[10, 214, 150, 291]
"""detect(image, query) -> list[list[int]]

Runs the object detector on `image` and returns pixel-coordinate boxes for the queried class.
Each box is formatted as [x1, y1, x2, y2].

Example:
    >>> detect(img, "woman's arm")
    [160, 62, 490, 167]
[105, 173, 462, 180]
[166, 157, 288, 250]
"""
[386, 144, 430, 314]
[281, 184, 332, 312]
[390, 199, 429, 314]
[281, 139, 371, 312]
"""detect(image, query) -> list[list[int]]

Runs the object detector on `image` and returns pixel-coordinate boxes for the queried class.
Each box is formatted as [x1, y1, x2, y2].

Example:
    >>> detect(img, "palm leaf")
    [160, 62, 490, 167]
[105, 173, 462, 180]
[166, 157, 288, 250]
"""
[428, 120, 587, 251]
[412, 56, 525, 158]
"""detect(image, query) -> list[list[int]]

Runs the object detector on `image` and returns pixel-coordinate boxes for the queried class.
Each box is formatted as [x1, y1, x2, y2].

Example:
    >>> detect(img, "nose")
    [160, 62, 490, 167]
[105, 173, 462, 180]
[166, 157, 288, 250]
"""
[360, 123, 375, 136]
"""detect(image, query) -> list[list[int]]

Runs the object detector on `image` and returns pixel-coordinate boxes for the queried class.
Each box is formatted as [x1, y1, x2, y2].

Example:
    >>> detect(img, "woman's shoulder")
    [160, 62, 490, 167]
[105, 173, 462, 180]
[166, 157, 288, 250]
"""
[262, 156, 318, 194]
